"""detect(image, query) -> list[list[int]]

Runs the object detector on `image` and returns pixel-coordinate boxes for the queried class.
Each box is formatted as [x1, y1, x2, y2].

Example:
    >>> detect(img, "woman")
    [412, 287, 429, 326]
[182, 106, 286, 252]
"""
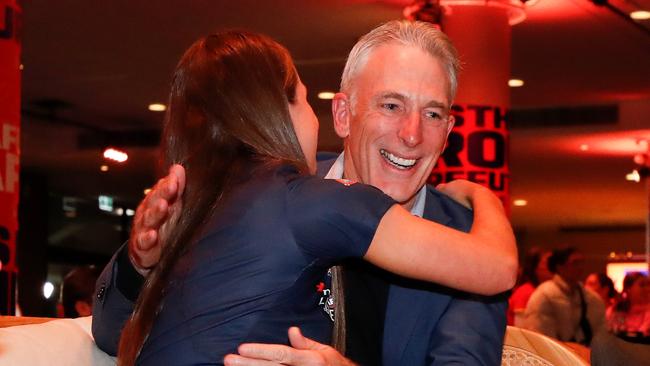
[585, 272, 617, 307]
[507, 248, 552, 325]
[118, 31, 516, 365]
[607, 272, 650, 341]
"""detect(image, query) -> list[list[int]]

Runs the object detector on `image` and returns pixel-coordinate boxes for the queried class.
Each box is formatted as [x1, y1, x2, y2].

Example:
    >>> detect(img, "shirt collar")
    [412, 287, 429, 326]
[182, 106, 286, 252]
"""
[325, 153, 427, 217]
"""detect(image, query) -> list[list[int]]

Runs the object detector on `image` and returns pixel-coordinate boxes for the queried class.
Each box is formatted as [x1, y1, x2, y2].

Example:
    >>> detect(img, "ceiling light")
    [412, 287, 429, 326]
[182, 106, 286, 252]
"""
[580, 144, 589, 151]
[148, 103, 167, 112]
[626, 170, 641, 182]
[126, 209, 135, 216]
[103, 148, 128, 163]
[144, 188, 152, 195]
[513, 199, 528, 207]
[317, 92, 336, 100]
[43, 282, 54, 299]
[630, 10, 650, 20]
[19, 64, 24, 70]
[508, 79, 524, 87]
[100, 165, 109, 172]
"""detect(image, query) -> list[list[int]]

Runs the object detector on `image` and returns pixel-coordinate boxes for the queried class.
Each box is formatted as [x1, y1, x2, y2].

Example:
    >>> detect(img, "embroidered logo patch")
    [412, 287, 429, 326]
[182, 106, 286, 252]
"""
[316, 269, 335, 322]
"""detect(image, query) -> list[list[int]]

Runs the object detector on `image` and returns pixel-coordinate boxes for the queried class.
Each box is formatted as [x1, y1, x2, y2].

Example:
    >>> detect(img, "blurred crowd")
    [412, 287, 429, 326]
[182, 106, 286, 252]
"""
[509, 247, 650, 345]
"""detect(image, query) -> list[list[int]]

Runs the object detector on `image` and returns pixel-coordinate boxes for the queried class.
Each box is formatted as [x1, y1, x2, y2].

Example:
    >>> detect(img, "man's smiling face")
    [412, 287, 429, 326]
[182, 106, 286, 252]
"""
[335, 43, 455, 209]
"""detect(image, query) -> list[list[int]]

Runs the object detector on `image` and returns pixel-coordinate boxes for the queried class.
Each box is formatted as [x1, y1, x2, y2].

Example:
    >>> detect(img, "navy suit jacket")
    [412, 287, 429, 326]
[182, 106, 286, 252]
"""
[317, 154, 507, 365]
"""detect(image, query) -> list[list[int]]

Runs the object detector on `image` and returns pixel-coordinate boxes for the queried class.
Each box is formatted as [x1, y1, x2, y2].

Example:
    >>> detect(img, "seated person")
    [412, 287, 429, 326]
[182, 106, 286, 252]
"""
[606, 272, 650, 342]
[585, 272, 617, 307]
[508, 248, 552, 325]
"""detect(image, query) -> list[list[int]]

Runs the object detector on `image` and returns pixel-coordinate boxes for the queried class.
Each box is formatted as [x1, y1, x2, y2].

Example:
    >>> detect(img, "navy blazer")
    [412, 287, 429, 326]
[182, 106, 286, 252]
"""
[318, 154, 507, 365]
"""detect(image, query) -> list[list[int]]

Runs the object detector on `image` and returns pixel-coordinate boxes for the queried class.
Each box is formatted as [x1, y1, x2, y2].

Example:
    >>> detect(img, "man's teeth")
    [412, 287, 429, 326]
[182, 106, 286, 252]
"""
[380, 149, 416, 169]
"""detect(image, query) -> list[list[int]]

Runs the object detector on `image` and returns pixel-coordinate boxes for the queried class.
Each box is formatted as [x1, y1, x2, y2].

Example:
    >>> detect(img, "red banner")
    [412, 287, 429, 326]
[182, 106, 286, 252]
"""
[0, 0, 21, 315]
[430, 104, 510, 214]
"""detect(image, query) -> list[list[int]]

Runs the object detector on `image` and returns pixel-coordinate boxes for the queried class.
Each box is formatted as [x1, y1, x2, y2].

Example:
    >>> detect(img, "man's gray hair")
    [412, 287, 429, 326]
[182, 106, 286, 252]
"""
[340, 20, 460, 103]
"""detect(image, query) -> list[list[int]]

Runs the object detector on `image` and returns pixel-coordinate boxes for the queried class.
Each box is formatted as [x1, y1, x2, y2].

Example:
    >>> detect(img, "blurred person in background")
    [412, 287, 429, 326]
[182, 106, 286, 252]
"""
[606, 272, 650, 342]
[508, 248, 552, 325]
[585, 272, 618, 307]
[61, 265, 101, 318]
[523, 247, 605, 346]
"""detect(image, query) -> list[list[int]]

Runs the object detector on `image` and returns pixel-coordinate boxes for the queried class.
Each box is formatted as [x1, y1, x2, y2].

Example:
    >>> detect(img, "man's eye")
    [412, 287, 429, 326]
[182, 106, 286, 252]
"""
[382, 103, 400, 111]
[425, 111, 443, 120]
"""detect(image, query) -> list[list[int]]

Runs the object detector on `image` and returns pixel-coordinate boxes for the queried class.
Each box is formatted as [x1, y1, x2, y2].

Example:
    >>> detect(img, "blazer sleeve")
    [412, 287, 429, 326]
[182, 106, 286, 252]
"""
[427, 292, 508, 365]
[91, 243, 144, 356]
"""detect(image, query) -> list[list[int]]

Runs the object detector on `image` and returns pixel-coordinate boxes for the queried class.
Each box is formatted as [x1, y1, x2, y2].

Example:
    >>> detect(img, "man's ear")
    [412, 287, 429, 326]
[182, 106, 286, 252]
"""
[442, 115, 456, 151]
[332, 93, 351, 139]
[446, 115, 456, 137]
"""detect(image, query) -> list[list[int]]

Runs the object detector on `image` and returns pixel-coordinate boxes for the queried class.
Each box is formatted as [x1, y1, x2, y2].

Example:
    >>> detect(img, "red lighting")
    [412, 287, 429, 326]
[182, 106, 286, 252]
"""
[553, 130, 650, 157]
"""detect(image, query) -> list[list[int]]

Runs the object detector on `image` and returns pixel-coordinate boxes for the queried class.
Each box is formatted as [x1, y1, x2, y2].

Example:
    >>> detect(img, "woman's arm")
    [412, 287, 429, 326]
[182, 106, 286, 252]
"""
[364, 181, 517, 295]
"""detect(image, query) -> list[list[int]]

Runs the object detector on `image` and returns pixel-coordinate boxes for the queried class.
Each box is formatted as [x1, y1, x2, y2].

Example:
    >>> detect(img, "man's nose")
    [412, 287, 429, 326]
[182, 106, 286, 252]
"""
[398, 112, 423, 147]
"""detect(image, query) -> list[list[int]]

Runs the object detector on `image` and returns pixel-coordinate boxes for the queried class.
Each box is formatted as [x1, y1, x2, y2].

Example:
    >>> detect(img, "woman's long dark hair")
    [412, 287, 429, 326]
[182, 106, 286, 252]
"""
[118, 31, 307, 365]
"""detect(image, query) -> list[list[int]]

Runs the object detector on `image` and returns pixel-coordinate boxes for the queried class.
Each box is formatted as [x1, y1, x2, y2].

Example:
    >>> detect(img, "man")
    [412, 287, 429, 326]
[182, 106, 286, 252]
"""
[93, 20, 507, 365]
[523, 247, 605, 346]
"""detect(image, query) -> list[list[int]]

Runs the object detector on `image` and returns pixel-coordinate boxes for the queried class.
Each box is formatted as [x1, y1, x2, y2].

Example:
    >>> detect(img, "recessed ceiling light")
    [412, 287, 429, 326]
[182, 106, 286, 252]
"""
[508, 79, 524, 87]
[626, 170, 641, 182]
[513, 199, 528, 207]
[19, 64, 24, 70]
[580, 144, 589, 151]
[144, 188, 152, 195]
[148, 103, 167, 112]
[43, 282, 54, 299]
[103, 147, 128, 163]
[100, 165, 109, 172]
[317, 91, 336, 100]
[630, 10, 650, 20]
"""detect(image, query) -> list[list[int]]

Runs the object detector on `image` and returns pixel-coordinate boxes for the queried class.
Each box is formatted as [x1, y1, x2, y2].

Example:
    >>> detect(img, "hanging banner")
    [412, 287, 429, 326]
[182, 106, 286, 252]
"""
[430, 104, 510, 213]
[0, 0, 22, 315]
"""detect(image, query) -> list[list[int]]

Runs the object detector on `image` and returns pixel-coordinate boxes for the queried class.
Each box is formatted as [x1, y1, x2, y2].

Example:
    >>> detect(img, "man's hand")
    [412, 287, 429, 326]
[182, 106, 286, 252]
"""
[223, 327, 356, 366]
[129, 164, 186, 275]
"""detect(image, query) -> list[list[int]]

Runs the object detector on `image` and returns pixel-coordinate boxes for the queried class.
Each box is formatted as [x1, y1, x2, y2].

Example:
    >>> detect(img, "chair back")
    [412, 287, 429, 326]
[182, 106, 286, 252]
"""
[502, 326, 590, 366]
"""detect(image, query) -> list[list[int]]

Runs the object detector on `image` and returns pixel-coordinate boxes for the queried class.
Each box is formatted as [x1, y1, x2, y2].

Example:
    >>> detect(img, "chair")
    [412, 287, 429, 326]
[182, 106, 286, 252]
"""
[502, 326, 590, 366]
[0, 316, 116, 366]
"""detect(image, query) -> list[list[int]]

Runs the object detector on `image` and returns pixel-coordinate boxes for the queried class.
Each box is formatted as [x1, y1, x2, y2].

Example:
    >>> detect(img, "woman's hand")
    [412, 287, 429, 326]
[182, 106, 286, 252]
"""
[129, 164, 186, 275]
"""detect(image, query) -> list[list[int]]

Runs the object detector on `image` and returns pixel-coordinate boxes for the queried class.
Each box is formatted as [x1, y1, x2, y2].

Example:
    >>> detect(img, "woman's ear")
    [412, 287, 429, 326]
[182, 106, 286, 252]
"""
[332, 93, 351, 139]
